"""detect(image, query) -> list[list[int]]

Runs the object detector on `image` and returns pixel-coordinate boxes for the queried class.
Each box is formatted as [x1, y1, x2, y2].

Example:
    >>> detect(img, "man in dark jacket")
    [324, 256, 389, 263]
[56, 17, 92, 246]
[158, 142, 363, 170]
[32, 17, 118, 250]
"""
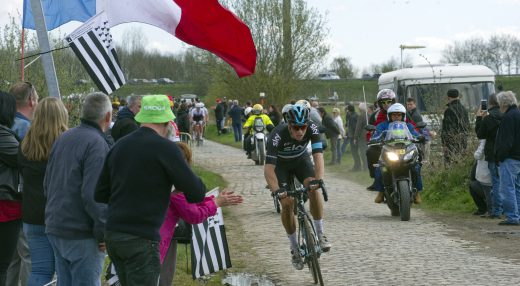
[441, 89, 469, 165]
[111, 95, 141, 142]
[95, 95, 206, 284]
[215, 99, 226, 135]
[318, 107, 340, 165]
[475, 93, 503, 218]
[406, 97, 423, 124]
[175, 103, 190, 134]
[228, 100, 244, 142]
[494, 91, 520, 225]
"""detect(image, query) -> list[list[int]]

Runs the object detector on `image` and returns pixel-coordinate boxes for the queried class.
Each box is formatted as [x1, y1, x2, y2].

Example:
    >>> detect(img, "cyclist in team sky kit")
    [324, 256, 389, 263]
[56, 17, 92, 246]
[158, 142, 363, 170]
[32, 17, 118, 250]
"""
[264, 104, 331, 270]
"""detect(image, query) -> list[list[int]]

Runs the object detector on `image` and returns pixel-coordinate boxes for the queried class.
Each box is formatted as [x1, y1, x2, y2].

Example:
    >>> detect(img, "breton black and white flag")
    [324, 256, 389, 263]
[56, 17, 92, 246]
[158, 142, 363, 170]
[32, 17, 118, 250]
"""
[191, 189, 232, 279]
[66, 11, 125, 95]
[104, 261, 121, 286]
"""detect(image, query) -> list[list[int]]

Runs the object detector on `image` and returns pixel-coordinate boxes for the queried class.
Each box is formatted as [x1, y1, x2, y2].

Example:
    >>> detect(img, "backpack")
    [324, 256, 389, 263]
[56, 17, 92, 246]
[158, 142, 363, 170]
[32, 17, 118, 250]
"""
[172, 219, 192, 244]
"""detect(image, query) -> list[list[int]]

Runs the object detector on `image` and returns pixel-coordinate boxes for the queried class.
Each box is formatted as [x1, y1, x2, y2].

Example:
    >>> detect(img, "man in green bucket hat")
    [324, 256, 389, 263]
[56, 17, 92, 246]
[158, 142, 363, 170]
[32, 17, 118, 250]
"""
[95, 95, 206, 285]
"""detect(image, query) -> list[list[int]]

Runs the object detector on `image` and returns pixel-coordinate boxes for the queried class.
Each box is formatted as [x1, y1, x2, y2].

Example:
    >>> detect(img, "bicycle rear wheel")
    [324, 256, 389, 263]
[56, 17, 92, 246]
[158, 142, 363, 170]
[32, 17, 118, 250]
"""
[303, 215, 324, 285]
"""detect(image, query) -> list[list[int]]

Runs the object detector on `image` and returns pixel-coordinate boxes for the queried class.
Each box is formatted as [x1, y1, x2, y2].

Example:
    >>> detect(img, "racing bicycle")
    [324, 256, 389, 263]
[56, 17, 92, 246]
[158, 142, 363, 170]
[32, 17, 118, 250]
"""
[275, 179, 328, 285]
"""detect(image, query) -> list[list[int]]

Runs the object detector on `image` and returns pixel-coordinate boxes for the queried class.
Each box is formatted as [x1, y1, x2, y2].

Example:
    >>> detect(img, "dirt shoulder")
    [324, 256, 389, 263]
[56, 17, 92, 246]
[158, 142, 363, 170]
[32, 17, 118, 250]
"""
[424, 210, 520, 262]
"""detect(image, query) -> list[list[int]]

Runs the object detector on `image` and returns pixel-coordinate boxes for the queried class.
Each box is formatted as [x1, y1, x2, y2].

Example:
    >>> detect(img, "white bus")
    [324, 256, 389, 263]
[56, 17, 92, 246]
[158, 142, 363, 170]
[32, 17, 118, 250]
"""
[378, 64, 495, 114]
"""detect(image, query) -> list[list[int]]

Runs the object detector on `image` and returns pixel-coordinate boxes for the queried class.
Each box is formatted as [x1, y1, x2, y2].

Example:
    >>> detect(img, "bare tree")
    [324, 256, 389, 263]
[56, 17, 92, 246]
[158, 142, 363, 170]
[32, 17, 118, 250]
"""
[441, 34, 520, 75]
[207, 0, 330, 104]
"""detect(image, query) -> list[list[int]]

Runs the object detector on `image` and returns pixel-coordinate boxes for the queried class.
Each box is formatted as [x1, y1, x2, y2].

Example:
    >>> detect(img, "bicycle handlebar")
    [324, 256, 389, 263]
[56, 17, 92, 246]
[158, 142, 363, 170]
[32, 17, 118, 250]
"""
[273, 179, 328, 202]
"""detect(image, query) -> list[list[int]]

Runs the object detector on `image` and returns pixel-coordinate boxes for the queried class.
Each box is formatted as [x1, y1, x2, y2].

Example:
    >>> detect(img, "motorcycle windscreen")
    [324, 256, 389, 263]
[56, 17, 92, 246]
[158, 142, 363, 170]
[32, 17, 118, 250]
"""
[384, 122, 414, 142]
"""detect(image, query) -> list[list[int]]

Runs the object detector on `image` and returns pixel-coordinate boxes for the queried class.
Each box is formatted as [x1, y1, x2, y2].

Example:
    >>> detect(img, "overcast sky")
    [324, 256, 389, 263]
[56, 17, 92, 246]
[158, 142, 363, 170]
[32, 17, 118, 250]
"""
[3, 0, 520, 73]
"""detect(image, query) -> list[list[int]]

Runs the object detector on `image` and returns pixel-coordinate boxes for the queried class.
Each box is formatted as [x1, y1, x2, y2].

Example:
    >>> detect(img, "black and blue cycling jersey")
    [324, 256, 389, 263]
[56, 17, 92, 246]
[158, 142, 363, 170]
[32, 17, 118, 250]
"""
[266, 121, 323, 165]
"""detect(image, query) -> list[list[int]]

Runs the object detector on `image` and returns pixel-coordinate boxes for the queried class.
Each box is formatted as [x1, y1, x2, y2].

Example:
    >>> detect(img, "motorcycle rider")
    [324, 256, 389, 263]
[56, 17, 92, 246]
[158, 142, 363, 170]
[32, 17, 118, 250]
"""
[371, 103, 424, 204]
[366, 89, 417, 190]
[264, 104, 331, 271]
[243, 104, 274, 158]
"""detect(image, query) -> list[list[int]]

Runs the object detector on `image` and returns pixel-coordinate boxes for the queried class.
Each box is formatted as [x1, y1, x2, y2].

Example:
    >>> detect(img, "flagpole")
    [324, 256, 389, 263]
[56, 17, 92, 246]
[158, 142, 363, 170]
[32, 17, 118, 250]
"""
[20, 28, 25, 81]
[28, 0, 60, 98]
[362, 85, 368, 123]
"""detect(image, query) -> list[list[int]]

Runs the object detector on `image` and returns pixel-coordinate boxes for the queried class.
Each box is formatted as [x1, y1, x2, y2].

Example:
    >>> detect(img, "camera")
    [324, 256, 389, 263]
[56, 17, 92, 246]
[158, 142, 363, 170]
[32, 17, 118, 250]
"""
[481, 99, 488, 111]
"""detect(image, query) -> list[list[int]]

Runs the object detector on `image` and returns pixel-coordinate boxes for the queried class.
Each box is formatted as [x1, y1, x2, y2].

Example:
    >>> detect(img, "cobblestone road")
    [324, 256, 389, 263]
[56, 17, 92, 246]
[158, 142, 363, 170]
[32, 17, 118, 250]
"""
[194, 140, 520, 285]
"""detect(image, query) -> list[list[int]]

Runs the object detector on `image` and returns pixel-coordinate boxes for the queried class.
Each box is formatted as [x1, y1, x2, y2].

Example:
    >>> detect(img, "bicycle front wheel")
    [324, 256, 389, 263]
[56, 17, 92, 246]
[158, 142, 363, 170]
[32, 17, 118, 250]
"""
[303, 215, 324, 285]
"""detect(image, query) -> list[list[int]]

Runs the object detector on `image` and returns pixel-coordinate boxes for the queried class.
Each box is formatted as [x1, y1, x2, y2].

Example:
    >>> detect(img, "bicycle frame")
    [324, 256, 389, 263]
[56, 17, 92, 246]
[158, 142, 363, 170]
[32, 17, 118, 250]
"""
[291, 185, 321, 259]
[277, 179, 327, 285]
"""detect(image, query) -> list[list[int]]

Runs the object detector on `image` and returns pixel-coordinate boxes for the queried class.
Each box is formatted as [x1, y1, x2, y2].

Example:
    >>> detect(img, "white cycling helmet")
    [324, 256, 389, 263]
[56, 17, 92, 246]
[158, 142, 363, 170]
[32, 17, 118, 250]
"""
[244, 106, 253, 116]
[195, 102, 204, 108]
[387, 103, 407, 121]
[281, 104, 293, 123]
[295, 99, 311, 110]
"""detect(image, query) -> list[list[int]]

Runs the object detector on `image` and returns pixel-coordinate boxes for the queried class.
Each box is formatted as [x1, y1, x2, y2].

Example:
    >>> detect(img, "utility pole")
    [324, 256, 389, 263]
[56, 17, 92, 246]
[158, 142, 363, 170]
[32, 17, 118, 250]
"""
[29, 0, 61, 98]
[282, 0, 293, 79]
[399, 44, 426, 69]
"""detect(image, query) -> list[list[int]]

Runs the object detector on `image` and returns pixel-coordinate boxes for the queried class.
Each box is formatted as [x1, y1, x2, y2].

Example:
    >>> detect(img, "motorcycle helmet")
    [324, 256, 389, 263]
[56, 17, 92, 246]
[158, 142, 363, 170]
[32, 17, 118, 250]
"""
[244, 106, 253, 116]
[281, 104, 293, 123]
[295, 99, 311, 110]
[195, 102, 204, 108]
[252, 104, 263, 115]
[376, 89, 396, 108]
[387, 103, 407, 122]
[287, 104, 309, 126]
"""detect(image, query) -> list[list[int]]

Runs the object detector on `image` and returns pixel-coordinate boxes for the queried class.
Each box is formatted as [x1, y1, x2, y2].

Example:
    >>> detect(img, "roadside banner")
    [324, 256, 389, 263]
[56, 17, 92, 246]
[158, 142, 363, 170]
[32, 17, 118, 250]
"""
[66, 11, 125, 95]
[191, 188, 232, 279]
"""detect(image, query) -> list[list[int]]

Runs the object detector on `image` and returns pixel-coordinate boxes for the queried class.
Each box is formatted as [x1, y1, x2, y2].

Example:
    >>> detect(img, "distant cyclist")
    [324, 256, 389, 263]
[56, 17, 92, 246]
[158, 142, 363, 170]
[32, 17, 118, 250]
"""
[264, 104, 331, 270]
[190, 102, 207, 138]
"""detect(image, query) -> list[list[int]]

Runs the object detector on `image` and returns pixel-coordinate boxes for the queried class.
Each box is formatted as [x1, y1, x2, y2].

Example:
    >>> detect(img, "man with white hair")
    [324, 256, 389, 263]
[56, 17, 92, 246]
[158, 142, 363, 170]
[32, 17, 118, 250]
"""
[494, 91, 520, 226]
[44, 92, 113, 286]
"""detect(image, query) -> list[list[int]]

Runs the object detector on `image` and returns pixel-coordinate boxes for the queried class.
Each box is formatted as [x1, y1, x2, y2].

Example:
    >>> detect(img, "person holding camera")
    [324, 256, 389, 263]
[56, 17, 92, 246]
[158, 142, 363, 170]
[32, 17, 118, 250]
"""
[475, 93, 503, 218]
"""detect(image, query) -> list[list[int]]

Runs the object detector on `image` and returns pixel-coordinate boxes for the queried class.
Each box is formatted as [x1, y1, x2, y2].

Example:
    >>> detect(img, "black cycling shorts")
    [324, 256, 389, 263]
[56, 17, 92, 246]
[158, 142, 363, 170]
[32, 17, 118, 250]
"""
[274, 155, 315, 189]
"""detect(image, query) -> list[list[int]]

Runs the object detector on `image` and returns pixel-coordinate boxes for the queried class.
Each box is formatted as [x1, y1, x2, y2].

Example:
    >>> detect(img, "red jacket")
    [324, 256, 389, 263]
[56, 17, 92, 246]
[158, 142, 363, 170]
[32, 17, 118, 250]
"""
[0, 201, 21, 222]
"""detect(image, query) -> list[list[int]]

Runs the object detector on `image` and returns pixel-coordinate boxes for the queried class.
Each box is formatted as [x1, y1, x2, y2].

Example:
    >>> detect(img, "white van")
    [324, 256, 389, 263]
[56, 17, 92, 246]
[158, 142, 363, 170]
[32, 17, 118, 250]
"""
[378, 64, 495, 114]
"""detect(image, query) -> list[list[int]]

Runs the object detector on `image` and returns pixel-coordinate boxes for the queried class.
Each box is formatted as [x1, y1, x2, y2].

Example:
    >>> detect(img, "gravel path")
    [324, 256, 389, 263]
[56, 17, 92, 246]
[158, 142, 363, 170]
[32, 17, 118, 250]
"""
[194, 140, 520, 285]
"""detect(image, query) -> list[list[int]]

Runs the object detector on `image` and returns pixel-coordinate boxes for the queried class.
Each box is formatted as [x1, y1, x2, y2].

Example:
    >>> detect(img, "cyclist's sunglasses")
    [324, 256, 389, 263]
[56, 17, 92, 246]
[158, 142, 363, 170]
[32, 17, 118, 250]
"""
[290, 124, 308, 131]
[379, 99, 393, 105]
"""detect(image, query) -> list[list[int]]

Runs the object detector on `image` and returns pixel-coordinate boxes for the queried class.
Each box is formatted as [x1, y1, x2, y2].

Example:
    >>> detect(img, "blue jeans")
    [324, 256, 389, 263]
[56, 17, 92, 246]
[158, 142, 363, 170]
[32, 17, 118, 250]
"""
[232, 122, 242, 142]
[488, 161, 503, 216]
[47, 234, 105, 286]
[23, 224, 55, 286]
[341, 137, 349, 154]
[498, 159, 520, 223]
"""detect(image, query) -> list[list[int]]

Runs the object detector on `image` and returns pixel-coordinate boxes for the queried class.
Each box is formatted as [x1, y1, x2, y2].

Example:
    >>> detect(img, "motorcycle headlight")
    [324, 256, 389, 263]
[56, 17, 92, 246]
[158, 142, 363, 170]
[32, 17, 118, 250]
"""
[254, 125, 264, 132]
[385, 151, 399, 162]
[403, 149, 417, 161]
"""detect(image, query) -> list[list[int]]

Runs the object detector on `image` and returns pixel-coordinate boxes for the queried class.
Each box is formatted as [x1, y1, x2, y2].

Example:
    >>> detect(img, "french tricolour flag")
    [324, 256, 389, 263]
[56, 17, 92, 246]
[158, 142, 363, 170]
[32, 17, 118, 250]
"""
[23, 0, 256, 77]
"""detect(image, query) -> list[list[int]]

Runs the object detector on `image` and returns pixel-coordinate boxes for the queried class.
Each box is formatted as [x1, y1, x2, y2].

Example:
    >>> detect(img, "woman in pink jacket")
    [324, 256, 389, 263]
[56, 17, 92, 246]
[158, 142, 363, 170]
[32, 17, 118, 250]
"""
[159, 142, 243, 286]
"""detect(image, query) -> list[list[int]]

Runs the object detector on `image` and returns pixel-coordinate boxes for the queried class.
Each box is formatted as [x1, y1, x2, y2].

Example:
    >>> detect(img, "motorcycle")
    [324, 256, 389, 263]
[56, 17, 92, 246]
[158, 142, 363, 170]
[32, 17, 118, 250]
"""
[250, 117, 267, 165]
[367, 121, 426, 221]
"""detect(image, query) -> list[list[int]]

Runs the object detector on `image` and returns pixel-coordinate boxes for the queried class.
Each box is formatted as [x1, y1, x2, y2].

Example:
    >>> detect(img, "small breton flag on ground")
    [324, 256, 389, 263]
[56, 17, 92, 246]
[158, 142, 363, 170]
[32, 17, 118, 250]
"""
[66, 11, 125, 95]
[105, 261, 121, 286]
[191, 189, 232, 279]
